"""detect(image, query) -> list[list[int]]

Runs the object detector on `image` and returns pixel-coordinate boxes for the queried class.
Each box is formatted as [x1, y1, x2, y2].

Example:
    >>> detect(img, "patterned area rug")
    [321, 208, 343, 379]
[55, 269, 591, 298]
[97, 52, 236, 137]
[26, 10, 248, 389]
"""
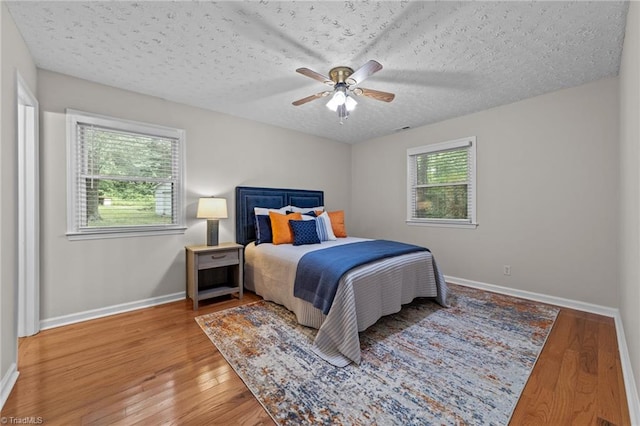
[195, 285, 559, 425]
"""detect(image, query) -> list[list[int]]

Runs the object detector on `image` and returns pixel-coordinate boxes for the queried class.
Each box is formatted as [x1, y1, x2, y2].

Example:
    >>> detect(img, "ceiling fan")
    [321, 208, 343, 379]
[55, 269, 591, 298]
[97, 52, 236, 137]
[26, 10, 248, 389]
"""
[292, 60, 395, 123]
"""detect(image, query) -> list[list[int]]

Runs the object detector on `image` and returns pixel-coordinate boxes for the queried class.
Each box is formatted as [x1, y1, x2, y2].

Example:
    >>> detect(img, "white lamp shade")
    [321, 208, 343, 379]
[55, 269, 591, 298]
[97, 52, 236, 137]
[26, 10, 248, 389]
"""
[345, 95, 357, 111]
[197, 197, 228, 219]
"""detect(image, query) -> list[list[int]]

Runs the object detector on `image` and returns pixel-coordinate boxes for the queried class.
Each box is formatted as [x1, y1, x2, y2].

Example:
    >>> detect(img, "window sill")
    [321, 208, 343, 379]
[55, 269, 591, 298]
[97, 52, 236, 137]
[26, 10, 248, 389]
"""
[66, 226, 187, 241]
[406, 220, 478, 229]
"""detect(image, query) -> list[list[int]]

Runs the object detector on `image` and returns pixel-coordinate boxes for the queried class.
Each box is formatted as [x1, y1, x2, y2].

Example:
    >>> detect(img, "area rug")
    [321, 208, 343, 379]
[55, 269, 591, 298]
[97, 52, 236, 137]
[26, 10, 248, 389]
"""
[195, 285, 559, 425]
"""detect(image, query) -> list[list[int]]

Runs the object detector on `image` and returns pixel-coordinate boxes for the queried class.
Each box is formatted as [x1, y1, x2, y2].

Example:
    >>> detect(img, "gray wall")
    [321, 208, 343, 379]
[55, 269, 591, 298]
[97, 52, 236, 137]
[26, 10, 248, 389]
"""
[619, 0, 640, 406]
[351, 77, 619, 307]
[1, 2, 37, 400]
[37, 70, 351, 320]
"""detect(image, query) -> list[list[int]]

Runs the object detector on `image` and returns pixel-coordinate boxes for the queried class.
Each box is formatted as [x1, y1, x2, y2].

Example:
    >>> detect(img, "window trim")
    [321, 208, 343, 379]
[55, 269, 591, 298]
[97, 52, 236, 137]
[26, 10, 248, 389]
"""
[66, 109, 187, 240]
[406, 136, 478, 229]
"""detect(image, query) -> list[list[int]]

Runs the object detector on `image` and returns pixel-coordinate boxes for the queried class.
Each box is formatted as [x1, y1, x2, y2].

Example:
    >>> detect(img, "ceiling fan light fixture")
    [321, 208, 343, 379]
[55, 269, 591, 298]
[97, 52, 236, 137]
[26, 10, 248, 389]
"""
[326, 84, 357, 118]
[293, 60, 393, 123]
[327, 90, 347, 112]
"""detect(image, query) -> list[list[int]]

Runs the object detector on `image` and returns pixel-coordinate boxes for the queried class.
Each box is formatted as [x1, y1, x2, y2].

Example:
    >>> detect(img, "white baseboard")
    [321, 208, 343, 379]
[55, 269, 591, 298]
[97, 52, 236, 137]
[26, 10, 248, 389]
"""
[1, 362, 19, 411]
[40, 291, 186, 331]
[445, 275, 619, 317]
[613, 314, 640, 426]
[446, 275, 640, 424]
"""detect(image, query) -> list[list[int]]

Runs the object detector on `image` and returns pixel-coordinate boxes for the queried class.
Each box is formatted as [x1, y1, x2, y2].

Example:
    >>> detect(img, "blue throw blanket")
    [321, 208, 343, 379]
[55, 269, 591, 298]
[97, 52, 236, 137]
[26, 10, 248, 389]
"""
[294, 240, 431, 315]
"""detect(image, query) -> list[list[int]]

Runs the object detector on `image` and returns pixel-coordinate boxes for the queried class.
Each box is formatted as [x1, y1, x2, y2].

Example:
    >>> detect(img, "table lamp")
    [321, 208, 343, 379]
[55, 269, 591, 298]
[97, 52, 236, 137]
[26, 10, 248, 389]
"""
[196, 197, 228, 246]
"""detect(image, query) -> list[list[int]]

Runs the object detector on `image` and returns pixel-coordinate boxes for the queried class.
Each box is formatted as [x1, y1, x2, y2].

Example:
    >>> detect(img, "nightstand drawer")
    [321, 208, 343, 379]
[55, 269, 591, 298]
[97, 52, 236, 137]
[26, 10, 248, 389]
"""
[197, 250, 239, 269]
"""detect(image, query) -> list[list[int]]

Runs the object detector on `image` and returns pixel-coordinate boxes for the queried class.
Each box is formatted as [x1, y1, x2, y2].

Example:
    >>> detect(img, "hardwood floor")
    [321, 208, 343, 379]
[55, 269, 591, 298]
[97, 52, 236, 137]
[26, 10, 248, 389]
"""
[511, 308, 631, 425]
[1, 292, 631, 425]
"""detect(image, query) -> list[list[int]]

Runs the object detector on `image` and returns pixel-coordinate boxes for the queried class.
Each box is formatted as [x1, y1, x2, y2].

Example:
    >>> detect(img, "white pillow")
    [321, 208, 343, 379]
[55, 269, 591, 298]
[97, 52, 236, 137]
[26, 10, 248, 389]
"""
[290, 205, 324, 213]
[254, 205, 291, 216]
[316, 211, 337, 241]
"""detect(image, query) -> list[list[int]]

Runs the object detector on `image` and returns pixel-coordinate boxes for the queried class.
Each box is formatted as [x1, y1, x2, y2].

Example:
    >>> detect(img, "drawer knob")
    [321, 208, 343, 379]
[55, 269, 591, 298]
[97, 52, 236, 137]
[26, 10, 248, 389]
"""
[211, 254, 226, 259]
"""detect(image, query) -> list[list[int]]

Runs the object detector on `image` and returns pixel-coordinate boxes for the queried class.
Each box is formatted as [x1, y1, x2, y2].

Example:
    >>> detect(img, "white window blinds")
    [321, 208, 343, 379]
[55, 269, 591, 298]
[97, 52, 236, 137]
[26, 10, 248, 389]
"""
[407, 137, 477, 227]
[67, 110, 185, 238]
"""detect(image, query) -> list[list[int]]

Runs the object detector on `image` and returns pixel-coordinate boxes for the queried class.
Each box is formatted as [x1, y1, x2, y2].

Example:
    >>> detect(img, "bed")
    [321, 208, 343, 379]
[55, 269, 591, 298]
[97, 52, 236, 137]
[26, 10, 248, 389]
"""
[236, 186, 448, 367]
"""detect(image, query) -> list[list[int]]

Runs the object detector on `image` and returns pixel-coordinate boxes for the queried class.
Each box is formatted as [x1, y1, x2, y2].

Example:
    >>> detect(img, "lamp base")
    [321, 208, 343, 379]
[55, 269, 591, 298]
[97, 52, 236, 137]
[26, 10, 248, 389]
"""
[206, 219, 220, 246]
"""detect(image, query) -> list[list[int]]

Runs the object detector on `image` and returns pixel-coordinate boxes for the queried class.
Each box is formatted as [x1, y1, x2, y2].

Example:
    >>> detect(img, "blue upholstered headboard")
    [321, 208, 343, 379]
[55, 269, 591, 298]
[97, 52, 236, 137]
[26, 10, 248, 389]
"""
[235, 186, 324, 246]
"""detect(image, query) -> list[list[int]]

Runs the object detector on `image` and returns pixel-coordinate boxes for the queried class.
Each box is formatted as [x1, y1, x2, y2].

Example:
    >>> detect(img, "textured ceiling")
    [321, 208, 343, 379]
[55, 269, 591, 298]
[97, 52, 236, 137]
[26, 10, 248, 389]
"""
[6, 1, 629, 144]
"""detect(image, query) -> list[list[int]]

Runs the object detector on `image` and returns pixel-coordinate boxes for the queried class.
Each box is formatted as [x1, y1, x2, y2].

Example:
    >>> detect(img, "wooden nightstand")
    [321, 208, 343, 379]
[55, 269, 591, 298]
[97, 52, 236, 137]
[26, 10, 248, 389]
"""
[185, 242, 244, 310]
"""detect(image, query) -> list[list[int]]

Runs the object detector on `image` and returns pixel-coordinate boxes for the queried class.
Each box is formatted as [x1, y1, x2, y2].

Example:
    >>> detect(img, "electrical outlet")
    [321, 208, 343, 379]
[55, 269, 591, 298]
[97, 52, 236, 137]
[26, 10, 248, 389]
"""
[503, 265, 511, 276]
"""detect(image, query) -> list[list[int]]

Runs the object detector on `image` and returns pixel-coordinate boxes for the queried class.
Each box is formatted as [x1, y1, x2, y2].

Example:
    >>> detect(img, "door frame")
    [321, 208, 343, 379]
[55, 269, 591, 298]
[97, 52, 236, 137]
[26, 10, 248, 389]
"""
[16, 71, 39, 337]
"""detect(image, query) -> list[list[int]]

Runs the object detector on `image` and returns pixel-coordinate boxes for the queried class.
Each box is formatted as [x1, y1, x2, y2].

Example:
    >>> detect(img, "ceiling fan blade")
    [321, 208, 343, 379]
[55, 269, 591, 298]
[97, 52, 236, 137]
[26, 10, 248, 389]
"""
[347, 60, 383, 86]
[296, 68, 334, 86]
[292, 91, 330, 106]
[354, 88, 395, 103]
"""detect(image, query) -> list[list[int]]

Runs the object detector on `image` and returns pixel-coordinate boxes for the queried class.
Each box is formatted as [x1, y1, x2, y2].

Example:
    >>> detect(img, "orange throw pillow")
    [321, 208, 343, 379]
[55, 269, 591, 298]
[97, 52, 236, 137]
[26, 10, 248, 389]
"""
[269, 211, 302, 245]
[328, 210, 347, 238]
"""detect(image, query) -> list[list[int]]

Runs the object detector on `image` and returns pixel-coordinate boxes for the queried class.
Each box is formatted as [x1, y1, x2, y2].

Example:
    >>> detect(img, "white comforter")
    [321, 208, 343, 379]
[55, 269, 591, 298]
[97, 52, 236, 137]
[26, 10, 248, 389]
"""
[244, 237, 441, 366]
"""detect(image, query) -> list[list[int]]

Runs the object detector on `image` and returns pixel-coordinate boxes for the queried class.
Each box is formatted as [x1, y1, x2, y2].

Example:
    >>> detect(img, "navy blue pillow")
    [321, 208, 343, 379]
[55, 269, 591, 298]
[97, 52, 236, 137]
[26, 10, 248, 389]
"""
[289, 220, 320, 246]
[254, 215, 272, 245]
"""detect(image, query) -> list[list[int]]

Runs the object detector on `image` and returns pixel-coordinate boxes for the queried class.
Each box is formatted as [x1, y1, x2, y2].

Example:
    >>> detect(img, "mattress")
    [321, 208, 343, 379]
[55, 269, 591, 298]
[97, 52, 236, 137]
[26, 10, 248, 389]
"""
[244, 237, 441, 366]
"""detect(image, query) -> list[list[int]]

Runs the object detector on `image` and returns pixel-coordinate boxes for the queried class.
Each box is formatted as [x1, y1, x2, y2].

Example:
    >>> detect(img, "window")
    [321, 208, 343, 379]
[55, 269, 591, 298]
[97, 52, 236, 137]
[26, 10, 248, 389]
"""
[407, 136, 477, 228]
[66, 110, 186, 239]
